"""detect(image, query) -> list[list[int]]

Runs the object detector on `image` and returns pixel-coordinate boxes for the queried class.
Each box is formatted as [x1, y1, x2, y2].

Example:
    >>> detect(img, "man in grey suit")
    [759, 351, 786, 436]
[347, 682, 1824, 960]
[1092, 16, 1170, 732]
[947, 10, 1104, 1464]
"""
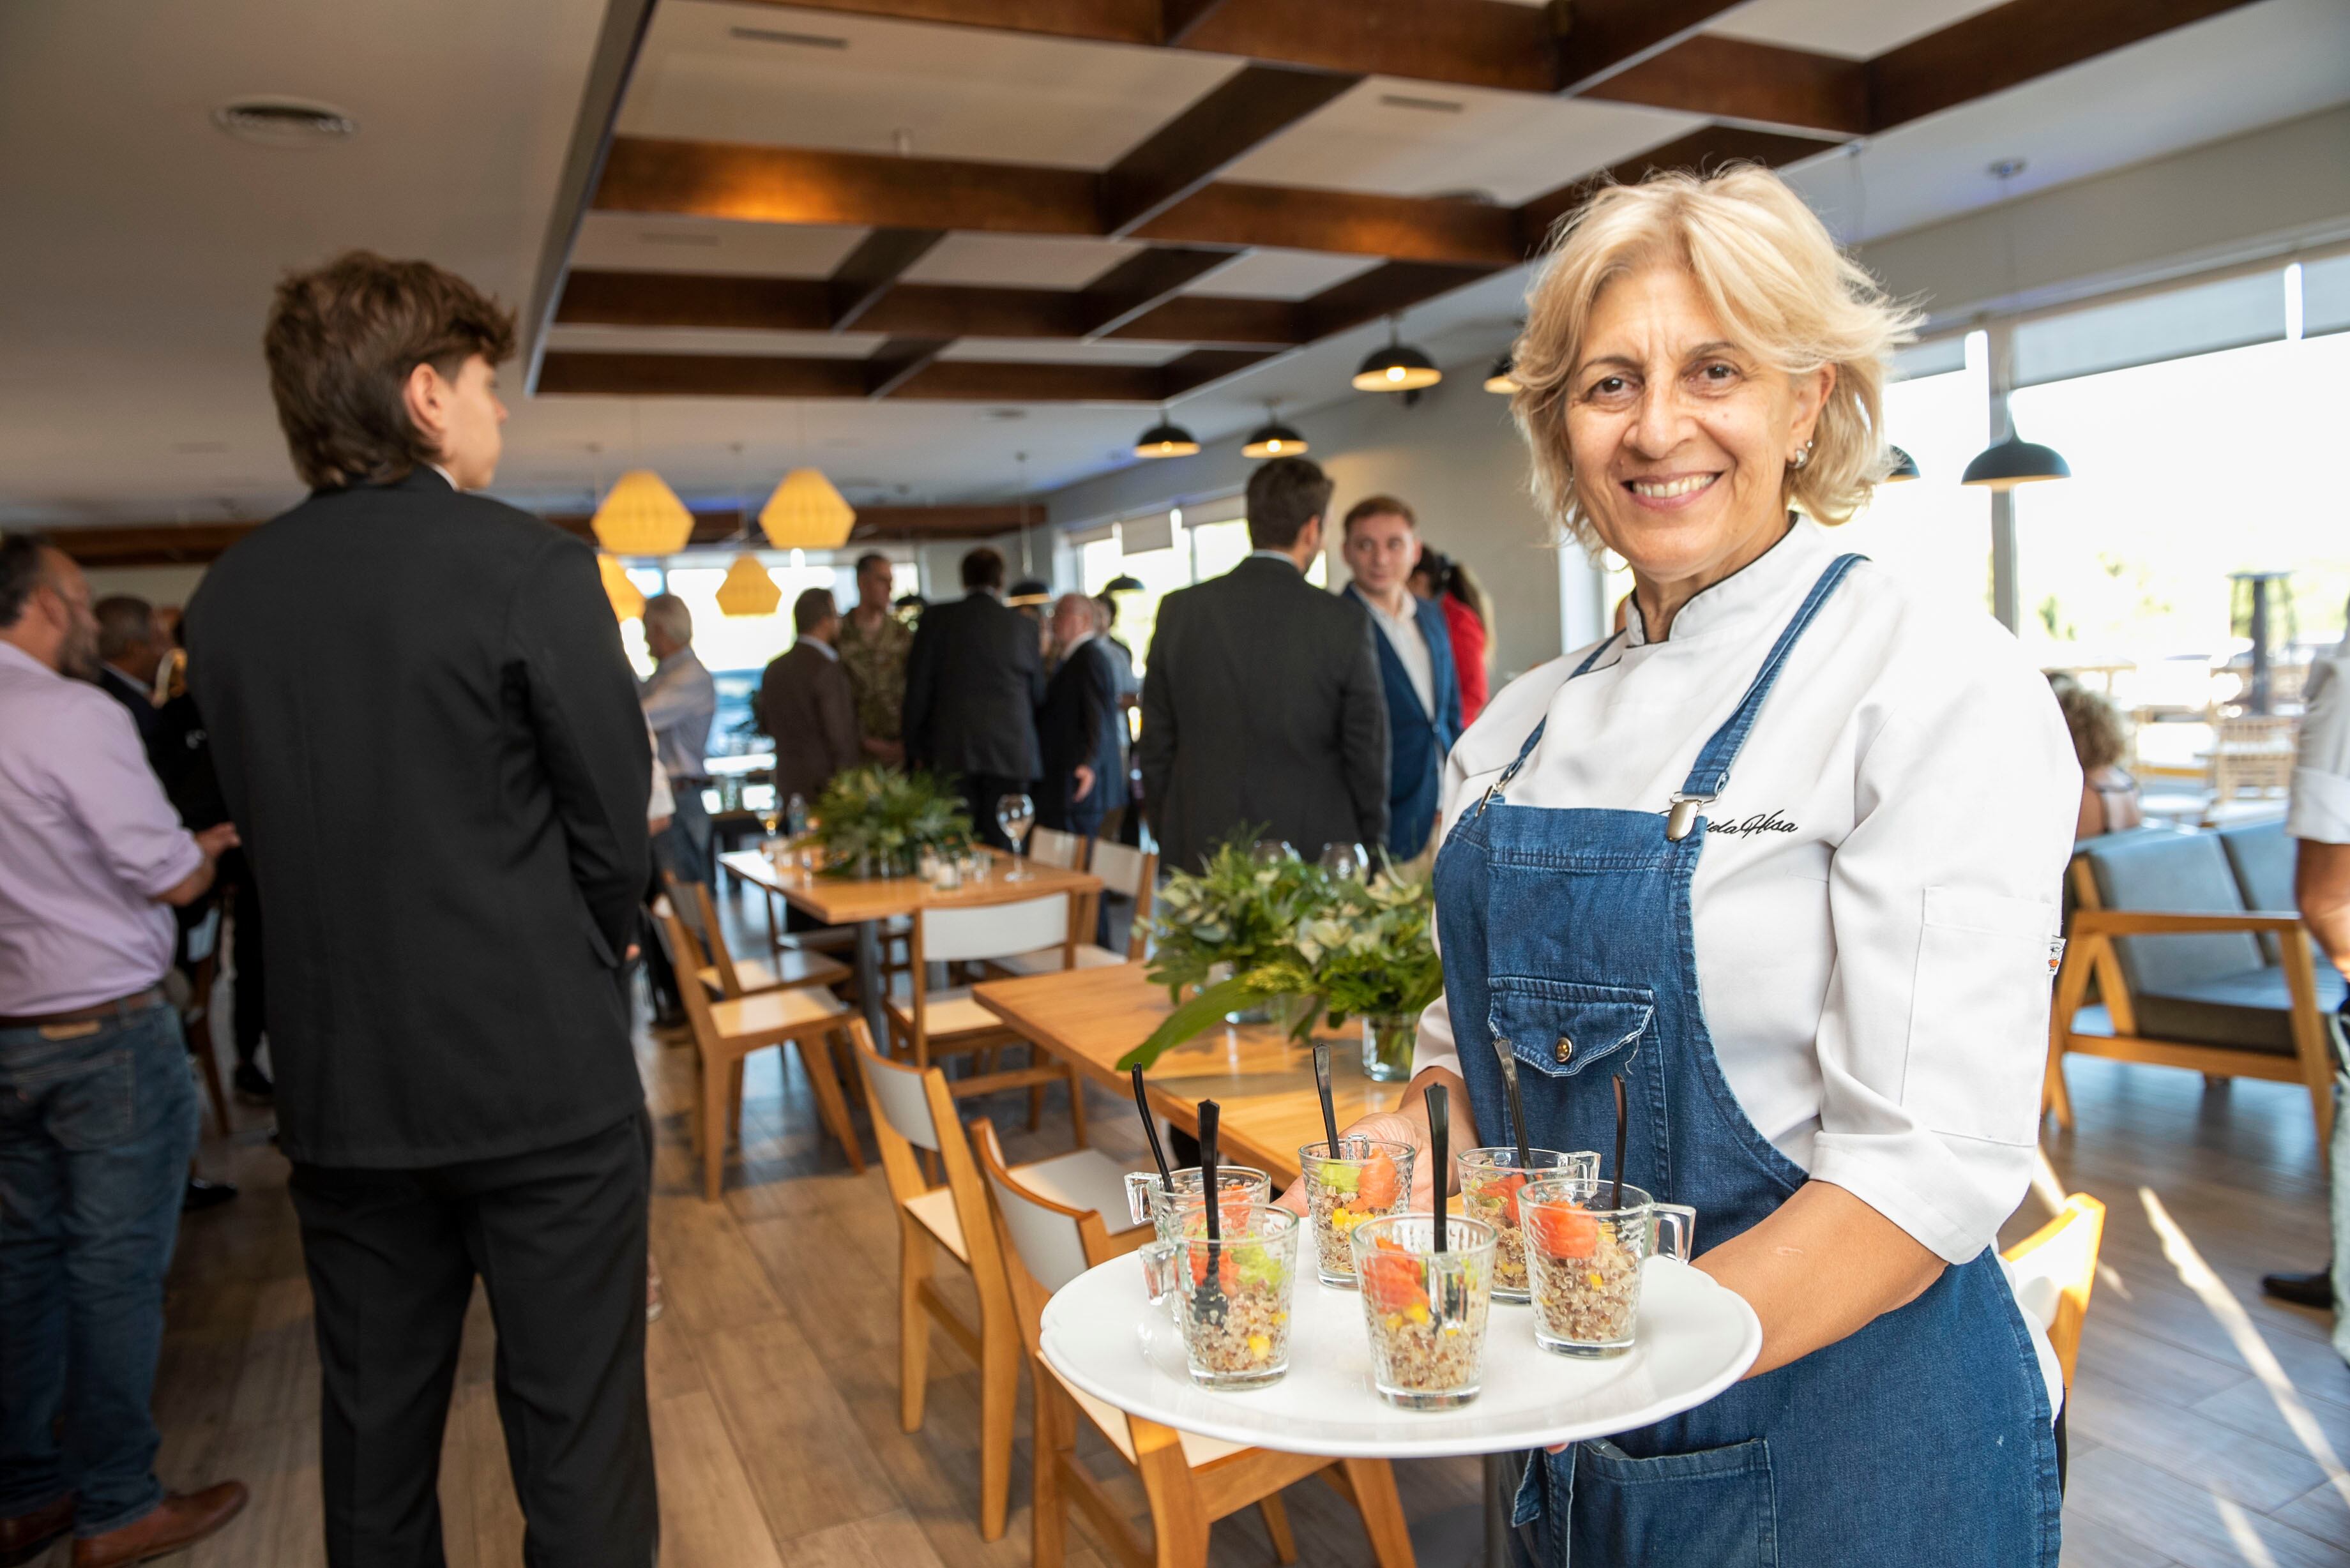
[1141, 458, 1389, 874]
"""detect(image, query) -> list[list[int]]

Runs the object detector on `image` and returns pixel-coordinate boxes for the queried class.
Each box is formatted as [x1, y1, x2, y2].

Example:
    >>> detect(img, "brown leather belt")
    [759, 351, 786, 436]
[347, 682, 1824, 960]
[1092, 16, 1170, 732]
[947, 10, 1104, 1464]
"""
[0, 987, 168, 1032]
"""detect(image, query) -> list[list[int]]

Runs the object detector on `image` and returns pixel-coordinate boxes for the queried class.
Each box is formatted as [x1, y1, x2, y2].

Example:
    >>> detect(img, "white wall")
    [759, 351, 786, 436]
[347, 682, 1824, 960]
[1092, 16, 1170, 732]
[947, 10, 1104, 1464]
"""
[1043, 363, 1602, 683]
[81, 563, 207, 610]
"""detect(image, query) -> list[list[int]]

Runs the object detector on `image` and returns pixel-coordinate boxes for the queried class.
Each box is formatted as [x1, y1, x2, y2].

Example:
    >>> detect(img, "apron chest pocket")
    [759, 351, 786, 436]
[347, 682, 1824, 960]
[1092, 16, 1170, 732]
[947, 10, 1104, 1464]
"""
[1488, 979, 1656, 1080]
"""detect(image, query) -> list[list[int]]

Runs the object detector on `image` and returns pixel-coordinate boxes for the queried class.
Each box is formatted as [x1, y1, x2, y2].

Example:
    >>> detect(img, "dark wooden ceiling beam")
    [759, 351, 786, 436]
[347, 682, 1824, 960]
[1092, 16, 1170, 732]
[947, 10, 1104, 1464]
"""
[556, 269, 831, 331]
[1583, 35, 1868, 136]
[1183, 0, 1555, 91]
[1073, 247, 1233, 336]
[595, 138, 1098, 233]
[1551, 0, 1750, 93]
[1514, 124, 1846, 245]
[537, 351, 870, 398]
[863, 336, 957, 396]
[1105, 293, 1303, 345]
[1100, 63, 1359, 236]
[1868, 0, 2261, 131]
[1158, 0, 1234, 47]
[860, 283, 1084, 338]
[1300, 260, 1500, 340]
[1134, 181, 1519, 266]
[828, 227, 946, 329]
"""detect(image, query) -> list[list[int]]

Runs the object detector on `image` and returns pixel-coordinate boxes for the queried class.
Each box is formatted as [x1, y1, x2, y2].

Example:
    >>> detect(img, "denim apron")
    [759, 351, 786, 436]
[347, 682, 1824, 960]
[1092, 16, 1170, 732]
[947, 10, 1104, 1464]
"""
[1434, 555, 2059, 1566]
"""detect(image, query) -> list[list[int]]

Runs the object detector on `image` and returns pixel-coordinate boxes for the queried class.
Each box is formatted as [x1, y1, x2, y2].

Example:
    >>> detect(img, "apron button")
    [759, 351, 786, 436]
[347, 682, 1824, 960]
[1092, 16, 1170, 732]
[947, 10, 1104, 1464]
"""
[1556, 1035, 1574, 1063]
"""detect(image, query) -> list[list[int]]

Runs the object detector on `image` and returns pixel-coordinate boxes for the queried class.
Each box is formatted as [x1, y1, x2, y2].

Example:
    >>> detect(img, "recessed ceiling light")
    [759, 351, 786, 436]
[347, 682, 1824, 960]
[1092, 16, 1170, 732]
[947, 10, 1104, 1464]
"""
[729, 26, 848, 49]
[1380, 93, 1464, 114]
[212, 98, 358, 147]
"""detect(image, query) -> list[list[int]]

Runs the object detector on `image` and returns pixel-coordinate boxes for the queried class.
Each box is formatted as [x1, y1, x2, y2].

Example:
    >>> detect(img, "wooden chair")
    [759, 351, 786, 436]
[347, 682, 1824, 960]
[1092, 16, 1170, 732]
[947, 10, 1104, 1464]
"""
[852, 1029, 1144, 1541]
[2001, 1192, 2107, 1392]
[2046, 831, 2337, 1154]
[971, 1119, 1418, 1568]
[888, 892, 1089, 1139]
[661, 908, 865, 1195]
[990, 841, 1157, 977]
[662, 871, 850, 1000]
[1028, 826, 1086, 870]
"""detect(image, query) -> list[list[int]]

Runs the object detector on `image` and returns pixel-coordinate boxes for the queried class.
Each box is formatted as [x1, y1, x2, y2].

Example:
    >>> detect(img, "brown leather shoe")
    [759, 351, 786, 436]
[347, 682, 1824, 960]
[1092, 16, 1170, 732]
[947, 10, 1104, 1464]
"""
[0, 1494, 73, 1567]
[71, 1484, 246, 1567]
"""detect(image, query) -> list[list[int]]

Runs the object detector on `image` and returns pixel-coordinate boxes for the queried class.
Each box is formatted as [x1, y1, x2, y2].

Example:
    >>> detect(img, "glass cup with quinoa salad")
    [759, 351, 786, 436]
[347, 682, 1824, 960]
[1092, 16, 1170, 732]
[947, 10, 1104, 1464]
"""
[1296, 1138, 1416, 1289]
[1453, 1148, 1598, 1304]
[1519, 1178, 1695, 1358]
[1139, 1204, 1302, 1390]
[1125, 1165, 1271, 1240]
[1350, 1214, 1497, 1409]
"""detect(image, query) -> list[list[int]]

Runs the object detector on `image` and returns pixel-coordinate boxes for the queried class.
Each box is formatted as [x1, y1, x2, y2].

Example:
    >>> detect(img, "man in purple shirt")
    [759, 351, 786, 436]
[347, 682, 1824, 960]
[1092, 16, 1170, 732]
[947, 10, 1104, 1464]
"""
[0, 532, 248, 1567]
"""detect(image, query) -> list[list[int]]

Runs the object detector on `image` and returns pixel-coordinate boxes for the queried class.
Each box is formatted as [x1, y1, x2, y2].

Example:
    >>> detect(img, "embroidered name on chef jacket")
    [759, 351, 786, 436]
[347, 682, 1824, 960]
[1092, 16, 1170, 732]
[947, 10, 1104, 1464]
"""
[1701, 807, 1798, 838]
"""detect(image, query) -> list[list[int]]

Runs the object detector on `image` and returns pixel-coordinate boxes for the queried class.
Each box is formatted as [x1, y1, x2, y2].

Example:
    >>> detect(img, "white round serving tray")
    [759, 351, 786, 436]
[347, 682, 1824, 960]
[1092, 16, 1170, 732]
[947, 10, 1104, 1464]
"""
[1040, 1252, 1761, 1459]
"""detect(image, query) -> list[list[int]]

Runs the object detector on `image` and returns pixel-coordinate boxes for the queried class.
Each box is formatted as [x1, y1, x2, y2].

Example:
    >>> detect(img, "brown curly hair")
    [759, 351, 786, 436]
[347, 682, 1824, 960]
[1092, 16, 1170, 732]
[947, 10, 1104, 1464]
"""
[2049, 674, 2129, 773]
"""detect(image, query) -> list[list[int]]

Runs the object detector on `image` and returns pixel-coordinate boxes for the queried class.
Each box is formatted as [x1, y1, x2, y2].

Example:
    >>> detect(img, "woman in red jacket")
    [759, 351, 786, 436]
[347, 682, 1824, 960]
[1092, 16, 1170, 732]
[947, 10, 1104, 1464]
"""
[1410, 547, 1493, 727]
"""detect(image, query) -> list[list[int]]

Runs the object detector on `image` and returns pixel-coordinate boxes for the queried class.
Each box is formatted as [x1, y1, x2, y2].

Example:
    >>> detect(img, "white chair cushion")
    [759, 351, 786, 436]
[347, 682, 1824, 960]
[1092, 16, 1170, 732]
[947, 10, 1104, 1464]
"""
[903, 1187, 966, 1260]
[990, 944, 1126, 977]
[1009, 1148, 1146, 1241]
[884, 986, 1012, 1040]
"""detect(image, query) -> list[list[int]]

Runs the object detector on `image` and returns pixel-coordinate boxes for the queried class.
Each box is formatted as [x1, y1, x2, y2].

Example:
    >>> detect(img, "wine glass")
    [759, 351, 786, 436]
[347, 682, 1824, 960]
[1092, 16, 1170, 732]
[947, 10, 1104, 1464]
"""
[1250, 838, 1298, 865]
[997, 793, 1037, 880]
[1318, 841, 1370, 882]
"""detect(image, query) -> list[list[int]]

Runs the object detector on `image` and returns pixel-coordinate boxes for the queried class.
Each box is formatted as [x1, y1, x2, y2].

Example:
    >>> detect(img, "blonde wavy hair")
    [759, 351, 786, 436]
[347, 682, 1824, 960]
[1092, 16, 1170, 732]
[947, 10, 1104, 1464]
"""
[1510, 164, 1920, 548]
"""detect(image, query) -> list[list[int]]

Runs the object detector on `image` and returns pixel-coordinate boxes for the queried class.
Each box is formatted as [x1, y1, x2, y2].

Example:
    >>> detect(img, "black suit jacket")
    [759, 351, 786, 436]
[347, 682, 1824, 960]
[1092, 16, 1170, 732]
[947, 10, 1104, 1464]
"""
[757, 641, 860, 808]
[185, 469, 652, 1168]
[96, 665, 163, 751]
[902, 591, 1044, 782]
[1035, 638, 1128, 836]
[1140, 555, 1390, 875]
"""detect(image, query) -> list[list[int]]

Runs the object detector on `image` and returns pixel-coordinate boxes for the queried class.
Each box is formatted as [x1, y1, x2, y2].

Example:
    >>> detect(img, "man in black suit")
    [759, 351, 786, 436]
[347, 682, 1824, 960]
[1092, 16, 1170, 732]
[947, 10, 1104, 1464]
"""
[902, 547, 1044, 848]
[91, 596, 165, 750]
[1035, 592, 1128, 840]
[185, 252, 656, 1567]
[757, 587, 860, 809]
[1141, 457, 1389, 874]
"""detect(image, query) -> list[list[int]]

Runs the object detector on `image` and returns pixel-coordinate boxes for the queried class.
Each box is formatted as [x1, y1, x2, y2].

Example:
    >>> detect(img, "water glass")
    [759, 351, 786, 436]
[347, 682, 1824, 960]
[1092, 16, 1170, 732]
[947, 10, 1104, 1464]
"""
[1453, 1148, 1600, 1302]
[1351, 1213, 1497, 1409]
[1317, 841, 1370, 881]
[1138, 1205, 1301, 1389]
[997, 793, 1036, 878]
[1519, 1178, 1695, 1357]
[1296, 1137, 1416, 1288]
[1125, 1165, 1270, 1238]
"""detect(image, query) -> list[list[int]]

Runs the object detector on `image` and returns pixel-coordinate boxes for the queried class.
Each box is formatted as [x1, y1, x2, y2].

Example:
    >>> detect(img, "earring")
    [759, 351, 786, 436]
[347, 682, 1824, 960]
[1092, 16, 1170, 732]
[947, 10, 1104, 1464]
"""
[1789, 443, 1812, 471]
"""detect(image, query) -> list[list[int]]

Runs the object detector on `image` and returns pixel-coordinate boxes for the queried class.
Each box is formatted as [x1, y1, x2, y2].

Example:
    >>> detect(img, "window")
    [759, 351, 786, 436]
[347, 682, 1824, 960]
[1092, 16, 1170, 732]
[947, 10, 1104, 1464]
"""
[1835, 331, 1992, 615]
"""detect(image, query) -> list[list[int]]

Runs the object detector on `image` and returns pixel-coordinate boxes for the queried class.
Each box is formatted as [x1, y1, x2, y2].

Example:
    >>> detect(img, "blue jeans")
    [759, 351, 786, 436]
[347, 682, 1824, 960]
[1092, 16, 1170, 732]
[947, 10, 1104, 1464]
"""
[0, 1002, 199, 1535]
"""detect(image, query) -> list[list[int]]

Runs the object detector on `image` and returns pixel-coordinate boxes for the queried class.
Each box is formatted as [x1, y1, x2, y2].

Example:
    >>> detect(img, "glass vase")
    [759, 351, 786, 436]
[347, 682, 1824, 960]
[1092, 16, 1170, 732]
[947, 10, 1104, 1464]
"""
[1361, 1013, 1416, 1082]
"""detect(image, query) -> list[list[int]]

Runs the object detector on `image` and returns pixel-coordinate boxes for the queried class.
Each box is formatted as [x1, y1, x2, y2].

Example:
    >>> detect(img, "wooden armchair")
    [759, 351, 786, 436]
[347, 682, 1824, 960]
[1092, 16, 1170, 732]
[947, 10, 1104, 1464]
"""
[2047, 830, 2338, 1154]
[2001, 1193, 2107, 1394]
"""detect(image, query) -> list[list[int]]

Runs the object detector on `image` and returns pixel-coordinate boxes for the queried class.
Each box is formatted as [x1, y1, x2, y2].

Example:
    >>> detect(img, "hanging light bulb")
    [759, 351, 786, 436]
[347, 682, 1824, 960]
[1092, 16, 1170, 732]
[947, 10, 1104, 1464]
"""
[759, 468, 856, 548]
[596, 553, 644, 621]
[1483, 354, 1519, 395]
[1353, 316, 1441, 393]
[1241, 406, 1307, 459]
[1962, 159, 2070, 490]
[714, 554, 782, 617]
[1883, 445, 1921, 482]
[1134, 407, 1199, 458]
[590, 469, 694, 555]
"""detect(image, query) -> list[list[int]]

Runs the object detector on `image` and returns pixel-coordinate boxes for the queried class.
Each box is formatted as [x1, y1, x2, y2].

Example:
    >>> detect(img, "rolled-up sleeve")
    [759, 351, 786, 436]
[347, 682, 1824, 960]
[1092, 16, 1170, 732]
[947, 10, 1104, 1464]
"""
[1808, 658, 2080, 1264]
[56, 700, 202, 900]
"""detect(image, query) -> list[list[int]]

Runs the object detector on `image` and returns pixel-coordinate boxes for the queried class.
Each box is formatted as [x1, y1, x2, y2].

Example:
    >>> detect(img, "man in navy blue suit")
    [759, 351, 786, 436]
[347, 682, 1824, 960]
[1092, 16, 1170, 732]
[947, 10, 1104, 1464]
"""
[1340, 496, 1460, 865]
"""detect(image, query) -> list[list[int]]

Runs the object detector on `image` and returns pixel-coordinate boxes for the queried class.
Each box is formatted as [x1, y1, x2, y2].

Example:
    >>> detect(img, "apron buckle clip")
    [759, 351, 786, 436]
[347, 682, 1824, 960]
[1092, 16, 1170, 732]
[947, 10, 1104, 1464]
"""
[1664, 792, 1715, 842]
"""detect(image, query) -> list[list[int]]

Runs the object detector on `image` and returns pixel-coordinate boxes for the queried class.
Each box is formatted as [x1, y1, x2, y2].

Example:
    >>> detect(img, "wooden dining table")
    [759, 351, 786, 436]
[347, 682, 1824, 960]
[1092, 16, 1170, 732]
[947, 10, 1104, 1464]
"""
[718, 847, 1103, 1041]
[969, 961, 1409, 1186]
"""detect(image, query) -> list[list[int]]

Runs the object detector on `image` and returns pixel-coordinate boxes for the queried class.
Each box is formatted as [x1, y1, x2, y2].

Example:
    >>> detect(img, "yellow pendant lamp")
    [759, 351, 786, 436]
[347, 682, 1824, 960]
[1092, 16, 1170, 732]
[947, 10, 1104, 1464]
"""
[589, 469, 694, 555]
[715, 554, 782, 617]
[759, 467, 857, 549]
[596, 553, 644, 621]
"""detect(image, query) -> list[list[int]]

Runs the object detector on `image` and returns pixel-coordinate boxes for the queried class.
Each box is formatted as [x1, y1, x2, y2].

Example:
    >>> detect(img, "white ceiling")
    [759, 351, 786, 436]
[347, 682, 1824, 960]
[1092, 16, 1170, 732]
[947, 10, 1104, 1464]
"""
[4, 0, 2346, 531]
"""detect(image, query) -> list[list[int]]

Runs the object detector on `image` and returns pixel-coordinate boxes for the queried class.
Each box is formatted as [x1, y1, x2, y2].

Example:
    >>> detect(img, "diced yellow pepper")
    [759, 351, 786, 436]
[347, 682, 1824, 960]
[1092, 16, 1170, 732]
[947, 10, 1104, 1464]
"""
[1247, 1334, 1271, 1357]
[1407, 1304, 1430, 1325]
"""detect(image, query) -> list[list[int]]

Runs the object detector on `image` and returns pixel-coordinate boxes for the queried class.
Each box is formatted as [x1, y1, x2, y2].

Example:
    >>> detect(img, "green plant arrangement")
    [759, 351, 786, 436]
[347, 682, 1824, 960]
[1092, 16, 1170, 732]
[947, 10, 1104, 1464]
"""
[809, 765, 973, 878]
[1117, 835, 1443, 1072]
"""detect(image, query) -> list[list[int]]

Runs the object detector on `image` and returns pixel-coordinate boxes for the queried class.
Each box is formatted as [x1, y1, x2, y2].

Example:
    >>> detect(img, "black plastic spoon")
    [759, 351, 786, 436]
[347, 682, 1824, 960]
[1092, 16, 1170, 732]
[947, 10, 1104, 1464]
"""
[1312, 1041, 1341, 1157]
[1499, 1052, 1533, 1173]
[1610, 1074, 1629, 1212]
[1197, 1101, 1229, 1326]
[1427, 1082, 1450, 1255]
[1131, 1065, 1172, 1191]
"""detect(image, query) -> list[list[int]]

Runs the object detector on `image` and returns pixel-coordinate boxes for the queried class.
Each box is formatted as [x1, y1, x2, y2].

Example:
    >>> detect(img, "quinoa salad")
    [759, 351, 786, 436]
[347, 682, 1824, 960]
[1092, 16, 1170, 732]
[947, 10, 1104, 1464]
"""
[1303, 1146, 1406, 1284]
[1527, 1205, 1642, 1350]
[1169, 1240, 1292, 1383]
[1358, 1241, 1490, 1398]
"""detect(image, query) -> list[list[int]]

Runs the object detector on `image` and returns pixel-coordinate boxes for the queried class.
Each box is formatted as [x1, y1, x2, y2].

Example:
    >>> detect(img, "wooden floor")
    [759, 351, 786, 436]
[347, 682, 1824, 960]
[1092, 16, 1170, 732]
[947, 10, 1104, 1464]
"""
[129, 890, 2350, 1567]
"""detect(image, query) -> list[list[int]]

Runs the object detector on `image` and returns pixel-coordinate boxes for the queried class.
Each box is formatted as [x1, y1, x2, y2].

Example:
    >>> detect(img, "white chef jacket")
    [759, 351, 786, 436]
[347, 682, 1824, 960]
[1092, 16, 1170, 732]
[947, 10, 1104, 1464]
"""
[2289, 647, 2350, 843]
[1412, 519, 2081, 1271]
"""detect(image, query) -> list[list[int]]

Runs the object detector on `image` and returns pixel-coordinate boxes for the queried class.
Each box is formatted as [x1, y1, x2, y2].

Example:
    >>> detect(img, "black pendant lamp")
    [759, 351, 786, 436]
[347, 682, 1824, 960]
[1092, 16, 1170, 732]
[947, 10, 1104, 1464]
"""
[1961, 159, 2070, 491]
[1483, 354, 1519, 395]
[1133, 407, 1199, 458]
[1353, 317, 1441, 393]
[1241, 406, 1308, 458]
[1884, 445, 1921, 482]
[1103, 574, 1144, 595]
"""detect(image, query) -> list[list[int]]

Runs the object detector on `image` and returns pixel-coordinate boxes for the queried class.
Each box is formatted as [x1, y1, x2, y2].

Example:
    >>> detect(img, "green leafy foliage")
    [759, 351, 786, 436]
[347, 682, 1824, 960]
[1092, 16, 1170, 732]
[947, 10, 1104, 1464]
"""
[1118, 830, 1442, 1071]
[810, 766, 973, 877]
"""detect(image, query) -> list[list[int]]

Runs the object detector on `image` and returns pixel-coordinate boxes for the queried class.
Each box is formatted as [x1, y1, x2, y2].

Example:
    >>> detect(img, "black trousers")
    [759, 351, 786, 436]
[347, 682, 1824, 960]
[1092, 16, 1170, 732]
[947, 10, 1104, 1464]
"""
[288, 1108, 657, 1568]
[228, 873, 264, 1067]
[958, 773, 1034, 852]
